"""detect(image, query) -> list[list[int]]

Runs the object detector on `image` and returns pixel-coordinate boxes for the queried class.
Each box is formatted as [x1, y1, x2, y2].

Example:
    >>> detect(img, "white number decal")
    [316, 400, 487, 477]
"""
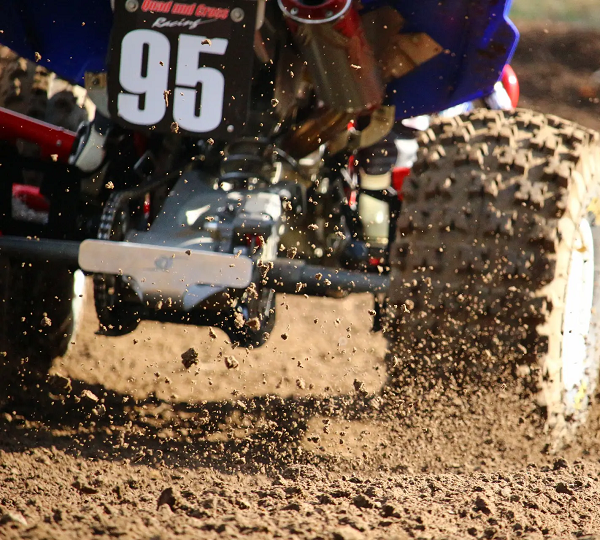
[118, 29, 169, 125]
[174, 35, 228, 133]
[117, 30, 228, 133]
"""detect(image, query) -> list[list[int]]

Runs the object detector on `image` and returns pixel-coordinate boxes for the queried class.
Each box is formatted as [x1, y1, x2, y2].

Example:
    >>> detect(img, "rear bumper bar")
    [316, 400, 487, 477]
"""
[0, 236, 390, 296]
[0, 236, 80, 264]
[266, 259, 389, 295]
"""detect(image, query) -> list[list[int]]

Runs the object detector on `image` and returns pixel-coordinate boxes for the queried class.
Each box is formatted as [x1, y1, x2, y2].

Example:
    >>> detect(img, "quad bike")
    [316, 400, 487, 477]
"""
[0, 0, 598, 443]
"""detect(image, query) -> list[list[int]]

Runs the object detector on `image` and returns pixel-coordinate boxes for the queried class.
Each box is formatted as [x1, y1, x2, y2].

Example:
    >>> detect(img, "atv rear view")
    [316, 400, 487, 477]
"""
[0, 0, 599, 444]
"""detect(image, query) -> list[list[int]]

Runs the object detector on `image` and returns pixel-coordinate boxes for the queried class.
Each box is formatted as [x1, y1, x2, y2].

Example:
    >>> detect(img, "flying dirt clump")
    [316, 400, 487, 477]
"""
[224, 355, 239, 369]
[233, 312, 245, 329]
[48, 374, 72, 395]
[353, 379, 367, 395]
[246, 317, 260, 331]
[80, 389, 99, 402]
[181, 347, 199, 369]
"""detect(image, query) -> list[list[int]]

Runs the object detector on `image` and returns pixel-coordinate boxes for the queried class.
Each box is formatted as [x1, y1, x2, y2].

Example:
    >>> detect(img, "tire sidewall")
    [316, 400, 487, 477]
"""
[561, 187, 600, 424]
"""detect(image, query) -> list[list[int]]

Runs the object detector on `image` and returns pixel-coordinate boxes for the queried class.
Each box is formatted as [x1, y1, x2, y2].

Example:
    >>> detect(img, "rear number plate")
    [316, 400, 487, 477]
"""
[108, 0, 257, 139]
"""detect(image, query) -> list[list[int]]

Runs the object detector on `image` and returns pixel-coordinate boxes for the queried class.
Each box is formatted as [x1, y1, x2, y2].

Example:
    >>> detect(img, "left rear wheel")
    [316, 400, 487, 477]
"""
[0, 260, 84, 402]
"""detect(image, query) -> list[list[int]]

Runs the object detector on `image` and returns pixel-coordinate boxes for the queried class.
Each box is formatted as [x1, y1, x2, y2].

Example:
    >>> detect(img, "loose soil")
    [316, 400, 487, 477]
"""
[2, 22, 600, 540]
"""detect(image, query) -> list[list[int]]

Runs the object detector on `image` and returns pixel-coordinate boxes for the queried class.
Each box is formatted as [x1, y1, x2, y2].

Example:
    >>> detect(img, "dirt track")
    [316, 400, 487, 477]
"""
[513, 22, 600, 132]
[2, 22, 600, 540]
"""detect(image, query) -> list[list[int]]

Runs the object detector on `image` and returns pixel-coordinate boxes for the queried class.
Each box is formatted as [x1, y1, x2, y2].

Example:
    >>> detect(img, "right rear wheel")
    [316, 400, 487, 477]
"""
[385, 109, 600, 443]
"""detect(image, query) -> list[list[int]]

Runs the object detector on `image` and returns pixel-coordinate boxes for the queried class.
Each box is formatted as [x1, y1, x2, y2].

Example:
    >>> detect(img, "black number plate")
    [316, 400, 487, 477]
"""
[108, 0, 257, 139]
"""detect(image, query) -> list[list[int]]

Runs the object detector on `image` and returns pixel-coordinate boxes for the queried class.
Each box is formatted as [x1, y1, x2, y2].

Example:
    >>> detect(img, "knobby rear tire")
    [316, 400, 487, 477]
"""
[385, 108, 600, 443]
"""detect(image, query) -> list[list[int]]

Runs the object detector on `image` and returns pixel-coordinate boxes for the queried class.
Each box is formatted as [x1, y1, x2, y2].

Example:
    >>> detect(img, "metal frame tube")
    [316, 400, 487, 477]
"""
[268, 259, 389, 294]
[0, 236, 390, 294]
[0, 236, 80, 265]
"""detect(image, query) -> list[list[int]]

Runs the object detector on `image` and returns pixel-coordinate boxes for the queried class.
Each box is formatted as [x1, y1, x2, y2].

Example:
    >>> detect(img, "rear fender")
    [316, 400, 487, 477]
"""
[361, 0, 519, 119]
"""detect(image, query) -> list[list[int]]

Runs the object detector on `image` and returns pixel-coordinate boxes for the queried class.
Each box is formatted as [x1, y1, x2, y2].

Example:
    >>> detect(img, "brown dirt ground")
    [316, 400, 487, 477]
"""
[2, 21, 600, 540]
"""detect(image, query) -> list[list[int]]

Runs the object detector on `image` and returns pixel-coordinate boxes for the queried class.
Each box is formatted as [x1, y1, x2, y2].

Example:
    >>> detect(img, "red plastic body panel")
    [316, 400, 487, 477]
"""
[501, 65, 520, 109]
[392, 167, 411, 200]
[0, 106, 76, 163]
[12, 184, 50, 212]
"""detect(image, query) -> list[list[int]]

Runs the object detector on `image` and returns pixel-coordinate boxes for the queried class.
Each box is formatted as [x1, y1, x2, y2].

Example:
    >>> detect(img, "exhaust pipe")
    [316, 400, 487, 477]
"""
[278, 0, 383, 114]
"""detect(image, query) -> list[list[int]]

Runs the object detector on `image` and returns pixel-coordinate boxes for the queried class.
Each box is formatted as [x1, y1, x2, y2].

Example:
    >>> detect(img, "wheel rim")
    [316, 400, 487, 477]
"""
[562, 219, 596, 416]
[71, 269, 86, 333]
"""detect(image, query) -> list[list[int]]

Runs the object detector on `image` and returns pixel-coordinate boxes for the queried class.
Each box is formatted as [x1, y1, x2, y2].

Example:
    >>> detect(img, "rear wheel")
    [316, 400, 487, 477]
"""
[0, 48, 87, 130]
[385, 109, 600, 441]
[0, 51, 86, 402]
[224, 283, 277, 348]
[223, 240, 277, 348]
[0, 49, 49, 119]
[0, 260, 84, 401]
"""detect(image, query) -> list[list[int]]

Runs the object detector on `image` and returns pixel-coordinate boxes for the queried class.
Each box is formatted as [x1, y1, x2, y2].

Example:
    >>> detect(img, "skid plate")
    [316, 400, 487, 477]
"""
[79, 240, 253, 308]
